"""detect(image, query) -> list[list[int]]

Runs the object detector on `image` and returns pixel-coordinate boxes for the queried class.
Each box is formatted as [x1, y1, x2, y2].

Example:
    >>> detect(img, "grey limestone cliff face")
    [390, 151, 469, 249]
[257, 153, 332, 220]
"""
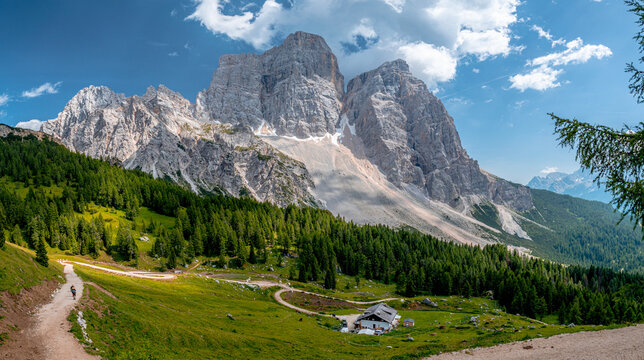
[42, 85, 316, 207]
[196, 31, 344, 138]
[343, 60, 533, 211]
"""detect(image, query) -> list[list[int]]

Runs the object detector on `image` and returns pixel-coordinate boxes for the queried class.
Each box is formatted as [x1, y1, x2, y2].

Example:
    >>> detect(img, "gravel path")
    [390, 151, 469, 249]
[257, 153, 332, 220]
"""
[425, 324, 644, 360]
[63, 261, 176, 280]
[33, 263, 98, 360]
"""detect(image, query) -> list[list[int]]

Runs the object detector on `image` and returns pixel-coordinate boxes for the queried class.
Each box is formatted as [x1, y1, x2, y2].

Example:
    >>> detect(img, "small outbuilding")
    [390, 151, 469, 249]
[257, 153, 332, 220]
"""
[402, 318, 415, 327]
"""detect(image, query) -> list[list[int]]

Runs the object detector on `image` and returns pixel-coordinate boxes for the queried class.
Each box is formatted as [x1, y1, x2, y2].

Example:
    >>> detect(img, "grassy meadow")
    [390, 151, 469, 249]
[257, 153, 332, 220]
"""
[70, 265, 615, 360]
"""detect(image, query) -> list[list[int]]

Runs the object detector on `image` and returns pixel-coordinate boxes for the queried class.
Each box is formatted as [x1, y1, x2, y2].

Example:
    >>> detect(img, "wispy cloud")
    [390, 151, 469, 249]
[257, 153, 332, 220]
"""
[529, 38, 612, 67]
[540, 167, 559, 174]
[22, 82, 62, 98]
[168, 51, 179, 57]
[510, 36, 611, 91]
[0, 94, 9, 106]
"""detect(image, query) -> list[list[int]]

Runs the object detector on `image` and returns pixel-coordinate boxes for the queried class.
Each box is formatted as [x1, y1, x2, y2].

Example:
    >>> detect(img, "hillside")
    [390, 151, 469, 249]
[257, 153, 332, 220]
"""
[0, 244, 62, 294]
[472, 190, 643, 273]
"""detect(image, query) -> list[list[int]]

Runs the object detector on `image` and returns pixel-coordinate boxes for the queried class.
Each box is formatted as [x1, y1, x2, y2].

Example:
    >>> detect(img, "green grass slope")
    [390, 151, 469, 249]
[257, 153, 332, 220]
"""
[0, 243, 63, 294]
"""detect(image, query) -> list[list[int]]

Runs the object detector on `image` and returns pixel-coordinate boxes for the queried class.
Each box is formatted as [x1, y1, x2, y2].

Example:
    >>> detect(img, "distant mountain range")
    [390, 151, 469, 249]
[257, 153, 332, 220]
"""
[527, 168, 612, 203]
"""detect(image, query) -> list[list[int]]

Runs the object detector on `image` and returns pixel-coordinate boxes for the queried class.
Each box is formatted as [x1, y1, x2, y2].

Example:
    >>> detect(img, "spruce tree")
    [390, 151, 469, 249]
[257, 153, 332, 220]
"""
[35, 236, 49, 267]
[11, 225, 22, 245]
[249, 244, 257, 264]
[324, 264, 336, 289]
[167, 248, 177, 269]
[550, 1, 644, 232]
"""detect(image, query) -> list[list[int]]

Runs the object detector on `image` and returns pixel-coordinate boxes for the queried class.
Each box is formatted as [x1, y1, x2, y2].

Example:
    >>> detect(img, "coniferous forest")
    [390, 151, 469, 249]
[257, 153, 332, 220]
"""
[0, 134, 642, 325]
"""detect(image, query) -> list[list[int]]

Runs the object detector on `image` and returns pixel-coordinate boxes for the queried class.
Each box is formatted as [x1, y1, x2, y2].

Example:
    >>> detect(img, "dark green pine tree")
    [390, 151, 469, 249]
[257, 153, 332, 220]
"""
[35, 235, 49, 267]
[324, 263, 336, 289]
[166, 248, 177, 269]
[248, 244, 257, 264]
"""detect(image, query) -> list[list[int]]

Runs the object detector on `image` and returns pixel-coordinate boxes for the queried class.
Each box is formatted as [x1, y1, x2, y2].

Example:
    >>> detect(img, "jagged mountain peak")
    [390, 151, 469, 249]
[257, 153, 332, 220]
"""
[343, 54, 532, 211]
[274, 31, 333, 53]
[378, 58, 410, 72]
[197, 31, 344, 138]
[63, 85, 124, 113]
[142, 84, 181, 99]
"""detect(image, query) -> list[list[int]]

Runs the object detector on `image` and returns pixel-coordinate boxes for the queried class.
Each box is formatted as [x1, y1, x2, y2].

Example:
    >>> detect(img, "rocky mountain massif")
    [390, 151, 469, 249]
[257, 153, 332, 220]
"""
[41, 85, 316, 207]
[528, 169, 612, 203]
[38, 31, 536, 245]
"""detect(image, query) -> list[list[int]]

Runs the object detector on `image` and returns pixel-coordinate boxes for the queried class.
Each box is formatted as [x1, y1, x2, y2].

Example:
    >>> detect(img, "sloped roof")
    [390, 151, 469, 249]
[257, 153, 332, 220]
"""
[403, 318, 414, 323]
[357, 303, 398, 324]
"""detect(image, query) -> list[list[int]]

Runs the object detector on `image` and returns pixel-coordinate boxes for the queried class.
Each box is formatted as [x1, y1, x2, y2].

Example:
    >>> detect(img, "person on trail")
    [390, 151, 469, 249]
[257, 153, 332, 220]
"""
[70, 285, 76, 300]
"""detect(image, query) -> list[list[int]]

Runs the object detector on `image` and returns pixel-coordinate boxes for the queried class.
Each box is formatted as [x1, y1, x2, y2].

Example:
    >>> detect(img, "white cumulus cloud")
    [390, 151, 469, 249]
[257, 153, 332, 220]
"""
[509, 66, 562, 92]
[187, 0, 523, 88]
[0, 94, 9, 106]
[186, 0, 283, 49]
[22, 82, 62, 98]
[457, 29, 513, 60]
[399, 42, 457, 87]
[381, 0, 405, 13]
[531, 25, 552, 40]
[15, 119, 44, 131]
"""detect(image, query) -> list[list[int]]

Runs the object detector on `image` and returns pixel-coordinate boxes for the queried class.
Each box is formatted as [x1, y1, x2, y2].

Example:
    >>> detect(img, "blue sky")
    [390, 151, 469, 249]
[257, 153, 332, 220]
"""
[0, 0, 641, 184]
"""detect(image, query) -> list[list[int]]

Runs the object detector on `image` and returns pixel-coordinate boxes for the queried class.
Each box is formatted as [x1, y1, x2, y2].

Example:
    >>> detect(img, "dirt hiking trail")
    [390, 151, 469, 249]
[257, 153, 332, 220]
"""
[33, 262, 98, 360]
[425, 323, 644, 360]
